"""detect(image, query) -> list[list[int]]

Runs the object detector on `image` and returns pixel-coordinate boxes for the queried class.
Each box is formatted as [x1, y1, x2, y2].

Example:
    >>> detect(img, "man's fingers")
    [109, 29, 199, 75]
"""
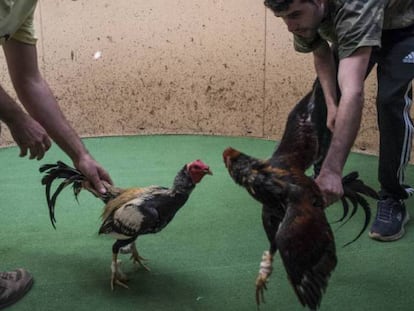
[19, 139, 50, 160]
[99, 169, 113, 185]
[28, 143, 46, 160]
[43, 136, 52, 151]
[29, 146, 37, 159]
[89, 175, 107, 194]
[325, 192, 341, 206]
[36, 145, 46, 160]
[76, 158, 112, 195]
[19, 146, 28, 157]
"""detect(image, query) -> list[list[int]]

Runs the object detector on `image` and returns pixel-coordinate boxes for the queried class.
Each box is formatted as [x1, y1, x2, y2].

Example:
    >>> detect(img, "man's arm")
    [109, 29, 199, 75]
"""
[313, 41, 338, 131]
[2, 39, 112, 193]
[0, 84, 51, 159]
[315, 46, 372, 205]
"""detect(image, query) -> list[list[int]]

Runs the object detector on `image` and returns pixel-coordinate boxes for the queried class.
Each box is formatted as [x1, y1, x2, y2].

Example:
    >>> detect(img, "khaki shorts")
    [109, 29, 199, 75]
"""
[0, 0, 38, 45]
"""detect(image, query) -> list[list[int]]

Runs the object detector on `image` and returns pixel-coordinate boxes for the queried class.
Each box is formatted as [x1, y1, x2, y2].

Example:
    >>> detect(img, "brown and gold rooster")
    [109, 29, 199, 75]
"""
[39, 159, 212, 289]
[223, 80, 379, 310]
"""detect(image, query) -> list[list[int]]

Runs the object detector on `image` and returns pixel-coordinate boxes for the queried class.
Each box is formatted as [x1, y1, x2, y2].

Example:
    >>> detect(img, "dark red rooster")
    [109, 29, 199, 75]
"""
[223, 80, 378, 310]
[39, 159, 212, 289]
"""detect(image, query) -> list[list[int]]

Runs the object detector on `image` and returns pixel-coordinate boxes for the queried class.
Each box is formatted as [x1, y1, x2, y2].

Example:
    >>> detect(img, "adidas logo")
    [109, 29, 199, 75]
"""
[402, 51, 414, 63]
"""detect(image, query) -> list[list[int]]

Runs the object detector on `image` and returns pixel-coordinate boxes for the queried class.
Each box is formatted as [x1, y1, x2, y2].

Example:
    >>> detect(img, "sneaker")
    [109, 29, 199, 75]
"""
[369, 198, 410, 241]
[0, 269, 33, 310]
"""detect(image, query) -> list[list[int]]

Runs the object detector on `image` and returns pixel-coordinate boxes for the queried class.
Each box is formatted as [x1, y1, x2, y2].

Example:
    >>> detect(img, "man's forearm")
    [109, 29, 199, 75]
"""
[321, 46, 371, 175]
[16, 77, 90, 162]
[321, 92, 363, 174]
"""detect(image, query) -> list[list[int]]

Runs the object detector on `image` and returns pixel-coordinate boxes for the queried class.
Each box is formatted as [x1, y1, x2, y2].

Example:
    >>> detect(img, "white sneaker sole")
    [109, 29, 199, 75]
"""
[368, 212, 410, 242]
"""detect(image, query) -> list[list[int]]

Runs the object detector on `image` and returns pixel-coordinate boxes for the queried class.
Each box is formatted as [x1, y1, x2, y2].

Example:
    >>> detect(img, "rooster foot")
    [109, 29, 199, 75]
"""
[130, 244, 151, 271]
[131, 253, 151, 272]
[110, 259, 129, 290]
[255, 250, 273, 306]
[255, 273, 269, 305]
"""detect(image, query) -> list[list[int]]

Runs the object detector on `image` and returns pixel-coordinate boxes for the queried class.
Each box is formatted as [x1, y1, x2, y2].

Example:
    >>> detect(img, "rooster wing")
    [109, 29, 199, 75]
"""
[252, 166, 336, 310]
[99, 186, 189, 237]
[275, 187, 336, 310]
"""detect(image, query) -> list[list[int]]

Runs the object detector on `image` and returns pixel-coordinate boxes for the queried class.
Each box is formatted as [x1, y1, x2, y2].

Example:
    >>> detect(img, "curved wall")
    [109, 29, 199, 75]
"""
[0, 0, 407, 159]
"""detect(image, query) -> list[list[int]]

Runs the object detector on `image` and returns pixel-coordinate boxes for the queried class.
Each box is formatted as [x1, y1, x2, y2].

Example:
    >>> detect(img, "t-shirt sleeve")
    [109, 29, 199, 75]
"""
[293, 0, 387, 59]
[11, 7, 37, 45]
[334, 0, 386, 59]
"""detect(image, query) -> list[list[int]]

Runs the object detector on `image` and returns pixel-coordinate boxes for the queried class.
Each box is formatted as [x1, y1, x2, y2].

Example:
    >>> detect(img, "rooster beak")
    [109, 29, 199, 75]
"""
[204, 168, 213, 175]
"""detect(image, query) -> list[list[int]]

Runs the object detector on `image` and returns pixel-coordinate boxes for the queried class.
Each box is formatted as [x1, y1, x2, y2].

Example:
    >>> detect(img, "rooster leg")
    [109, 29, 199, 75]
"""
[110, 240, 133, 290]
[110, 253, 129, 290]
[255, 250, 274, 306]
[130, 242, 151, 272]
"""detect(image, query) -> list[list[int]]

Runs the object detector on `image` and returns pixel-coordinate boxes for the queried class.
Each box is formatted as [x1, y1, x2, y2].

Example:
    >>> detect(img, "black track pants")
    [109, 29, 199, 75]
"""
[372, 25, 414, 200]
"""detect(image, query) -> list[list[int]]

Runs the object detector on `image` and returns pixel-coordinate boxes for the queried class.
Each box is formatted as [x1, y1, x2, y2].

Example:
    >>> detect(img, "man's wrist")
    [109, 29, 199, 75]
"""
[71, 151, 93, 167]
[0, 108, 26, 126]
[320, 156, 342, 177]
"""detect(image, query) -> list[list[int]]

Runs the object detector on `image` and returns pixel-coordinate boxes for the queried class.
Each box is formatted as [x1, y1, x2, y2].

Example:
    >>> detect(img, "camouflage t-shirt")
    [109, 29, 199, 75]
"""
[0, 0, 38, 45]
[294, 0, 414, 59]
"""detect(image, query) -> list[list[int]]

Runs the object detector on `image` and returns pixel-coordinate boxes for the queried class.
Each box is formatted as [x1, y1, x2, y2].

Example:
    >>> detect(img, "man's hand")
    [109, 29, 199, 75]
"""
[315, 169, 344, 206]
[7, 112, 52, 160]
[74, 154, 113, 195]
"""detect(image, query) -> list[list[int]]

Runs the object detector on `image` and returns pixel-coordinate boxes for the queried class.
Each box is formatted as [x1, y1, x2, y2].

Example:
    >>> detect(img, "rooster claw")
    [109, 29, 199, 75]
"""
[110, 259, 129, 290]
[131, 255, 151, 272]
[111, 276, 129, 290]
[255, 274, 268, 306]
[255, 250, 273, 306]
[130, 253, 147, 261]
[130, 245, 151, 271]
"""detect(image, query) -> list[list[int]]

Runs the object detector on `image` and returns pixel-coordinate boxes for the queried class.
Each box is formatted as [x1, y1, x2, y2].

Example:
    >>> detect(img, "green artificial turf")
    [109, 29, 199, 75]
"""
[0, 135, 413, 311]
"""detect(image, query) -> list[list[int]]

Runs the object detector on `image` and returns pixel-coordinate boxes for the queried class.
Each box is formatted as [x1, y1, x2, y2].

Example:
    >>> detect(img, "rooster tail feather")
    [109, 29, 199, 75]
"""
[48, 179, 71, 228]
[39, 162, 86, 228]
[43, 175, 56, 229]
[341, 193, 372, 247]
[341, 171, 359, 184]
[338, 171, 378, 246]
[335, 196, 357, 231]
[342, 171, 379, 200]
[332, 197, 349, 224]
[337, 194, 369, 246]
[331, 171, 359, 225]
[49, 176, 82, 216]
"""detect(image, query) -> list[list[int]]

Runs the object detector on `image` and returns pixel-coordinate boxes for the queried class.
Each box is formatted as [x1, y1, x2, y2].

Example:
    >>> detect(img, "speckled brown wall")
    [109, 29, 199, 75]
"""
[0, 0, 411, 159]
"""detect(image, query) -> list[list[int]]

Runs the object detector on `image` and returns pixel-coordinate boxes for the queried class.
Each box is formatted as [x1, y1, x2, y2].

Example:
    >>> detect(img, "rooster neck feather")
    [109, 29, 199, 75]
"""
[172, 165, 196, 194]
[270, 90, 319, 171]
